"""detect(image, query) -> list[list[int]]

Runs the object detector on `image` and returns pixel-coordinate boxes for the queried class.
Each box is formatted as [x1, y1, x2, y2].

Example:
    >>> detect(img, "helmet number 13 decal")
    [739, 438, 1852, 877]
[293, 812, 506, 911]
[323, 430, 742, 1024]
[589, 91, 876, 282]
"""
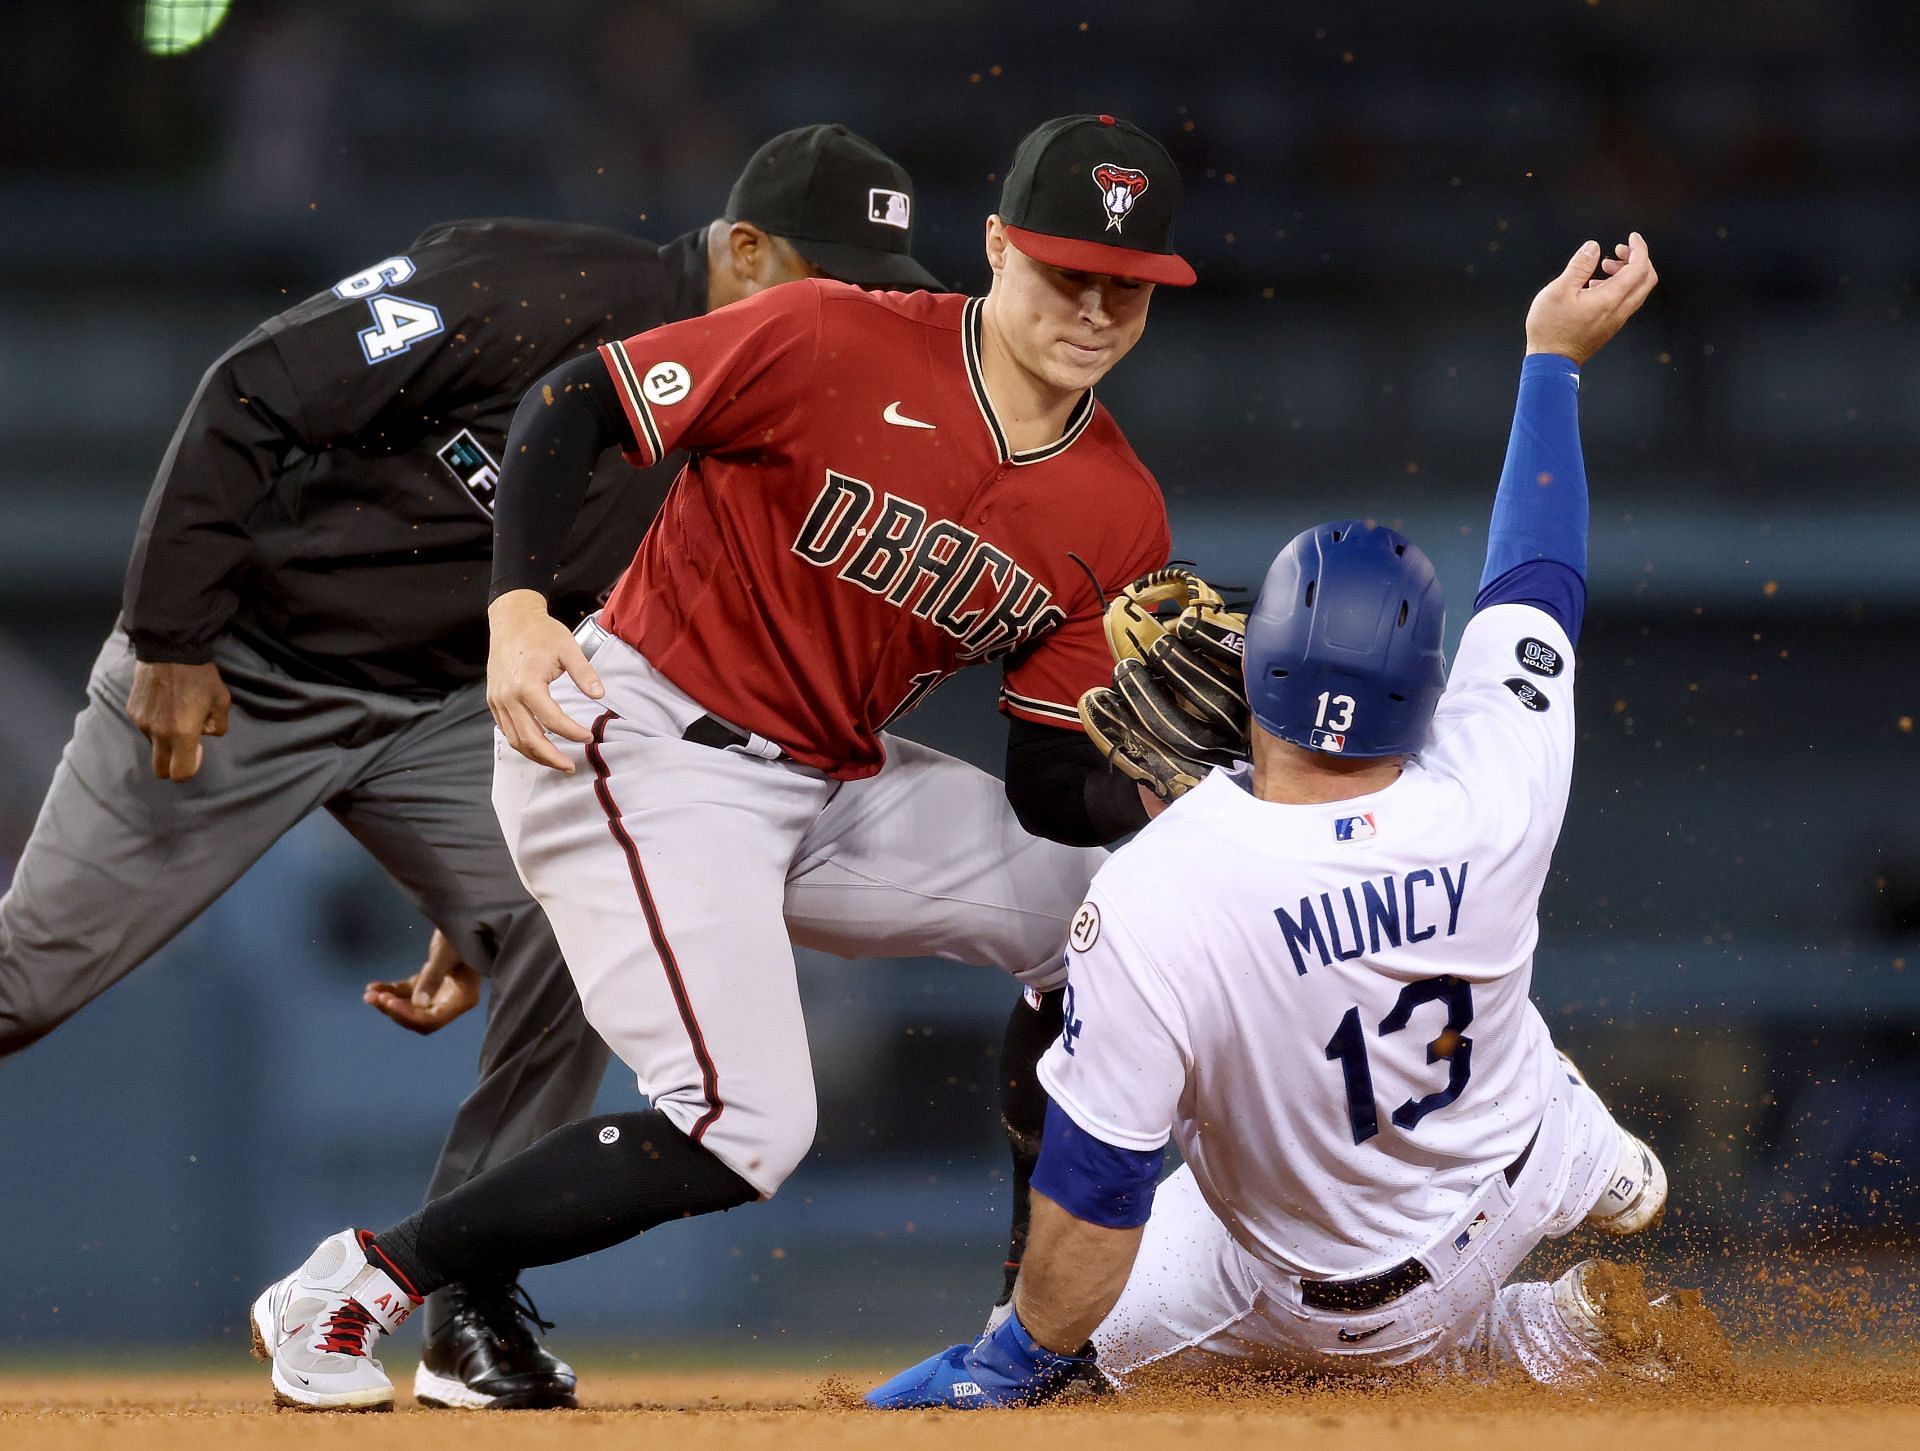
[1315, 692, 1357, 731]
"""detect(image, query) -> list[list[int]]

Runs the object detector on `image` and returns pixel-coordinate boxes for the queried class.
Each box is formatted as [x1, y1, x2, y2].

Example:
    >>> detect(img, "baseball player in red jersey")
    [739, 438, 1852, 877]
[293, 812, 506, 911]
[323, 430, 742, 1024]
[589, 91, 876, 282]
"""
[249, 115, 1198, 1410]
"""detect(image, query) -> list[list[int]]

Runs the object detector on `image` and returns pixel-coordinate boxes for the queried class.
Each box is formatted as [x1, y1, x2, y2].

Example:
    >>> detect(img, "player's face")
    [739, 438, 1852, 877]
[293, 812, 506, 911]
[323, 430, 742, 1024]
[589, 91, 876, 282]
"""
[988, 226, 1154, 393]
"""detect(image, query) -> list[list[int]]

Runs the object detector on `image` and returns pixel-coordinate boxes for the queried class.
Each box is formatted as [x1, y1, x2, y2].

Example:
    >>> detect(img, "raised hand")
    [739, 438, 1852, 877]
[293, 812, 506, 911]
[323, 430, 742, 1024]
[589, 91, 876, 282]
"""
[1524, 232, 1659, 366]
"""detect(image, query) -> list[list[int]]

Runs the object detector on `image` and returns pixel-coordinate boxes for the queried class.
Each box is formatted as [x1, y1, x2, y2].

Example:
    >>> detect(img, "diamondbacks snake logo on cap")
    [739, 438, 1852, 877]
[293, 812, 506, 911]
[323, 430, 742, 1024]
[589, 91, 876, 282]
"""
[1091, 163, 1149, 231]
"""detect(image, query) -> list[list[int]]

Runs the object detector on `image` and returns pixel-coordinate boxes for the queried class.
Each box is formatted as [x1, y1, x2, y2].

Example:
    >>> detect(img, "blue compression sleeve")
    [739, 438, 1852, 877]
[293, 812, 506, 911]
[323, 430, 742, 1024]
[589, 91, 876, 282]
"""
[1029, 1098, 1164, 1230]
[1474, 353, 1589, 642]
[1476, 560, 1586, 644]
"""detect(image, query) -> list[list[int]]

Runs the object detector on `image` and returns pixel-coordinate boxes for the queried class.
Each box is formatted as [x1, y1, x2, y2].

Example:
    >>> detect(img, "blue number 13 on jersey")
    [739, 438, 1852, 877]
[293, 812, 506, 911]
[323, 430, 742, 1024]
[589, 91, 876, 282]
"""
[1324, 975, 1475, 1145]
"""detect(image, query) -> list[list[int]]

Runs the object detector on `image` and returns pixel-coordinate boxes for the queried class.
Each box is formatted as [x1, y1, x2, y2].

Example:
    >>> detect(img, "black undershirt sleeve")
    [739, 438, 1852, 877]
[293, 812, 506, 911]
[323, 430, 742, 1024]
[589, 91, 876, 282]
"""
[488, 352, 636, 602]
[1003, 715, 1151, 848]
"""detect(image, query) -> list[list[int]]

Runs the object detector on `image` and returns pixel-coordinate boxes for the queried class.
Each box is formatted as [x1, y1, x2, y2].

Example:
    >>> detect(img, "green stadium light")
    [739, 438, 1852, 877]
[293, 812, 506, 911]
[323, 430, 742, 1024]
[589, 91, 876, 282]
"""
[142, 0, 231, 56]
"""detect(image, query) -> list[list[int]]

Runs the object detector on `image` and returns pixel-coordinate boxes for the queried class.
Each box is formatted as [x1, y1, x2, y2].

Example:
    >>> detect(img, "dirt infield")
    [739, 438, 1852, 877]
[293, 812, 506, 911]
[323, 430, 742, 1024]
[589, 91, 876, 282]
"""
[4, 1358, 1918, 1451]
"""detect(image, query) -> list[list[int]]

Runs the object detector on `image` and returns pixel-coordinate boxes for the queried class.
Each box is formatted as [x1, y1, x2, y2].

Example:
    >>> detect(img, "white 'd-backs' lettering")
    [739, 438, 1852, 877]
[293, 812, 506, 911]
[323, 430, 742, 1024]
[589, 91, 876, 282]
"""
[792, 470, 1065, 661]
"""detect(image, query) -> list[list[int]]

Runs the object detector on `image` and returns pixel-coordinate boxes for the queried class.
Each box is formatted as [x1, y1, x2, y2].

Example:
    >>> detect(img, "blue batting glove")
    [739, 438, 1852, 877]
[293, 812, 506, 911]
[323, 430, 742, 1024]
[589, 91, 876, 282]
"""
[866, 1308, 1100, 1410]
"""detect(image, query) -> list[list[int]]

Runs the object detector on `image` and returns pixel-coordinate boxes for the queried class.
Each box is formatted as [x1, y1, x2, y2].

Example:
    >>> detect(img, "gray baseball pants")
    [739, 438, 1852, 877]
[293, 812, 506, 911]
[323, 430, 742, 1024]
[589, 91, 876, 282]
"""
[0, 628, 608, 1205]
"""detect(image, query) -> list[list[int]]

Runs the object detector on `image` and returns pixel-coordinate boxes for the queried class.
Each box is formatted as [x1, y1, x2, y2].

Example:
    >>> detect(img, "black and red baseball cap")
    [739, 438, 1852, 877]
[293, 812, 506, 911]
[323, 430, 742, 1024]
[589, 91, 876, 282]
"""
[998, 114, 1196, 287]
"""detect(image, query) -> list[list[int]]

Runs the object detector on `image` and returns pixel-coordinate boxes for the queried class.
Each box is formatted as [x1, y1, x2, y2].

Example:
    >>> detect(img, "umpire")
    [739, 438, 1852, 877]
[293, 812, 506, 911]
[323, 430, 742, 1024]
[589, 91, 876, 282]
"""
[0, 124, 939, 1410]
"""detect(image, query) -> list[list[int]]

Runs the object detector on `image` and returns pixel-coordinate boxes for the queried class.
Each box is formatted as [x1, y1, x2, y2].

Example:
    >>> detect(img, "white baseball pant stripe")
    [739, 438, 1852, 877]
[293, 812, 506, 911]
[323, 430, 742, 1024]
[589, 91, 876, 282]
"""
[1094, 1072, 1626, 1386]
[493, 622, 1106, 1196]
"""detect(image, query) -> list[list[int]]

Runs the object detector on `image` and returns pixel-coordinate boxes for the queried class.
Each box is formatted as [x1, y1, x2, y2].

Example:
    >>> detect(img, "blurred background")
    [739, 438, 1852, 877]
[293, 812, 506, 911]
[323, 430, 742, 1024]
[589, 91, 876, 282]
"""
[2, 0, 1917, 1360]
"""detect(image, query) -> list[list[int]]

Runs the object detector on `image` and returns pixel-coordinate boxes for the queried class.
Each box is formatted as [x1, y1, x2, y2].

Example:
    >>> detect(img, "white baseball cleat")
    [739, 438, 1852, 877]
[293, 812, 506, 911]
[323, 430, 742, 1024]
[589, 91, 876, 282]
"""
[249, 1229, 422, 1411]
[1550, 1258, 1730, 1384]
[1586, 1130, 1668, 1235]
[1557, 1051, 1668, 1235]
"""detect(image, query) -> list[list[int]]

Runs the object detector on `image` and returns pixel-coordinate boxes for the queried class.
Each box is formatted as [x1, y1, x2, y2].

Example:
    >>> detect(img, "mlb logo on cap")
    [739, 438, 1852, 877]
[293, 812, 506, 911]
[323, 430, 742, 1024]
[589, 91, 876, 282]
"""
[869, 188, 910, 230]
[1334, 813, 1376, 843]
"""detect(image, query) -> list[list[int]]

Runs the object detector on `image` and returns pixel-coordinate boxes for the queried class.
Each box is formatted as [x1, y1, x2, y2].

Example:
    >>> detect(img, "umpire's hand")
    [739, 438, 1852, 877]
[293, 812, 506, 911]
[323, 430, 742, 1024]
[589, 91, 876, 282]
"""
[487, 590, 606, 772]
[365, 929, 482, 1034]
[127, 659, 232, 782]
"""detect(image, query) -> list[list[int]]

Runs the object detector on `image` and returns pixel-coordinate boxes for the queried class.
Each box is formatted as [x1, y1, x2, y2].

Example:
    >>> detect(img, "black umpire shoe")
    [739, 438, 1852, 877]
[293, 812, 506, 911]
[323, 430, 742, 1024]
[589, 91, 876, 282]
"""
[413, 1279, 578, 1410]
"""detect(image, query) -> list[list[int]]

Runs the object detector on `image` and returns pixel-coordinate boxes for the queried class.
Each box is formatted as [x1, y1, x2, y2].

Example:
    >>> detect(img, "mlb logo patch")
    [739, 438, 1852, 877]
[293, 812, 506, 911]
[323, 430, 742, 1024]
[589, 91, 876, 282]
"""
[1453, 1211, 1490, 1255]
[1334, 813, 1376, 843]
[1309, 728, 1346, 753]
[868, 188, 911, 230]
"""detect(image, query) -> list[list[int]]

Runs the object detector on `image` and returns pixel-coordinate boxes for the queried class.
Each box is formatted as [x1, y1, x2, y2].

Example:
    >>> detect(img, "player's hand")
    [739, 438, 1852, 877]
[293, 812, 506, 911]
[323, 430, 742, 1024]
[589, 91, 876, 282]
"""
[364, 929, 483, 1035]
[126, 659, 232, 782]
[486, 589, 605, 773]
[866, 1310, 1102, 1410]
[1524, 231, 1659, 365]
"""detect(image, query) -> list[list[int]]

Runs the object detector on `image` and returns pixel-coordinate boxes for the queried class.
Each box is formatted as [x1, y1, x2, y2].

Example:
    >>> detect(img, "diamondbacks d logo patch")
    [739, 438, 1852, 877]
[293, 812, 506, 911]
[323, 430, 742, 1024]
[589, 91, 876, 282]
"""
[1092, 163, 1149, 231]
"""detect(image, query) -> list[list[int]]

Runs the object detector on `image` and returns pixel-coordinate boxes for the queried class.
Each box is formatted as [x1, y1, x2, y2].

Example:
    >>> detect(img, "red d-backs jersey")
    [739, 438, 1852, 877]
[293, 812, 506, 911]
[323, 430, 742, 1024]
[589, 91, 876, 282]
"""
[595, 280, 1171, 779]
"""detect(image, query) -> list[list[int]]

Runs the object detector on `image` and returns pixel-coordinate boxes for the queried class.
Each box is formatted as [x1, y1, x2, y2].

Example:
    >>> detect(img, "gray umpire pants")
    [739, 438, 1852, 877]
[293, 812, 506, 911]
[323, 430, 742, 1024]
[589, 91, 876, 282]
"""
[0, 627, 609, 1206]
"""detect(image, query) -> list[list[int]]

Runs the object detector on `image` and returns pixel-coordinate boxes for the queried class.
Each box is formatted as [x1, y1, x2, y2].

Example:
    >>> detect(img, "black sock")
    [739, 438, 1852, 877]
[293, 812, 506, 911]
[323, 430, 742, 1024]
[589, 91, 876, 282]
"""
[997, 986, 1065, 1302]
[369, 1109, 757, 1297]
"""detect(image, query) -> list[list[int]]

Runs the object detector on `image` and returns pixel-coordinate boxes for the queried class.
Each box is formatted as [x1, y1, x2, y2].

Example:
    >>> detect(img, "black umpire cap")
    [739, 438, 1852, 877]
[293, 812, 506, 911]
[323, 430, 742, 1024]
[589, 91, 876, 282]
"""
[726, 124, 942, 292]
[998, 114, 1196, 287]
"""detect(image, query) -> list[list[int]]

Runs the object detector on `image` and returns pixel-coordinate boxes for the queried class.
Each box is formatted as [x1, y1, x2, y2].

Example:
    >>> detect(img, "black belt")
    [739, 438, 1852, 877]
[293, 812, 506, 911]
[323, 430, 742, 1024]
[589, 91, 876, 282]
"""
[1298, 1124, 1541, 1315]
[682, 714, 749, 751]
[681, 712, 794, 761]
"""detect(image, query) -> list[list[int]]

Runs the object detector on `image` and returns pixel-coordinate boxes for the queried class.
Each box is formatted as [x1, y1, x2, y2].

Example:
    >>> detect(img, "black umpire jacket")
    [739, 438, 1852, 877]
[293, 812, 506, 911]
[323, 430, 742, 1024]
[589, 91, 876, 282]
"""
[121, 220, 707, 697]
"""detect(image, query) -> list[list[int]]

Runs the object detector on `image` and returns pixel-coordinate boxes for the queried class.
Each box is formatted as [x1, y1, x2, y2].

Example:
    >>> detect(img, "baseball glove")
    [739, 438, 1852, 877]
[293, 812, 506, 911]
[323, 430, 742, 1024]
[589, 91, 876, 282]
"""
[1078, 568, 1251, 801]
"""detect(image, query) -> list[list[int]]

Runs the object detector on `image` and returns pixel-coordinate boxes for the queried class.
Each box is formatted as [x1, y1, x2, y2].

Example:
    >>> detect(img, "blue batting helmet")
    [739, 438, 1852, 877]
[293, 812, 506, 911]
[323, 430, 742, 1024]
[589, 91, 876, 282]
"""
[1243, 520, 1447, 758]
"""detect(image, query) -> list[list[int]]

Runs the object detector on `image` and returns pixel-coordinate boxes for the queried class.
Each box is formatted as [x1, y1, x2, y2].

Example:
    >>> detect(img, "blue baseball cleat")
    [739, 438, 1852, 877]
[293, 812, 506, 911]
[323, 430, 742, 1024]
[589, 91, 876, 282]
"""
[867, 1309, 1106, 1410]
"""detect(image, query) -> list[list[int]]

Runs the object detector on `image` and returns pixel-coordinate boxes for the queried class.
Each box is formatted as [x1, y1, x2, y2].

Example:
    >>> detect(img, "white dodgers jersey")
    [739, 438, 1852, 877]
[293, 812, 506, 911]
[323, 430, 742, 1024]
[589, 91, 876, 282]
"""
[1038, 604, 1579, 1279]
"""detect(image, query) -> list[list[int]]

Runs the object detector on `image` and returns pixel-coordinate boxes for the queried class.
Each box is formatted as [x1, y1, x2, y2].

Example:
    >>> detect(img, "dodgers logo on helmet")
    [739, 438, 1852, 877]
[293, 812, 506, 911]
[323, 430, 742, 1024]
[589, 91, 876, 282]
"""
[1091, 163, 1149, 232]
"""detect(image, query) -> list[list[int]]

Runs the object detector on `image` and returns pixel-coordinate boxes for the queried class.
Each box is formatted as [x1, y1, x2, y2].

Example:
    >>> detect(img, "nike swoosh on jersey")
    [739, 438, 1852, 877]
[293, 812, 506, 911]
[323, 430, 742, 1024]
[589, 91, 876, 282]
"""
[882, 401, 936, 429]
[1336, 1321, 1394, 1343]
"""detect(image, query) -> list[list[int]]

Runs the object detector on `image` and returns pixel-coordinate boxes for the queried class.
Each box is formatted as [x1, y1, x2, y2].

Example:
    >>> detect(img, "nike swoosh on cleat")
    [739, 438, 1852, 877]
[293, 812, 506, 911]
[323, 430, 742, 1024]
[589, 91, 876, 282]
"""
[1336, 1321, 1394, 1343]
[882, 401, 935, 429]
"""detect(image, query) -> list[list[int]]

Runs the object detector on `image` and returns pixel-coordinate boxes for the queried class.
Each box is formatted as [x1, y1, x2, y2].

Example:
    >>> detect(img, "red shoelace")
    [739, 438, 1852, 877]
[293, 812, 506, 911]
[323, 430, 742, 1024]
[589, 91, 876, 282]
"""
[316, 1298, 378, 1357]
